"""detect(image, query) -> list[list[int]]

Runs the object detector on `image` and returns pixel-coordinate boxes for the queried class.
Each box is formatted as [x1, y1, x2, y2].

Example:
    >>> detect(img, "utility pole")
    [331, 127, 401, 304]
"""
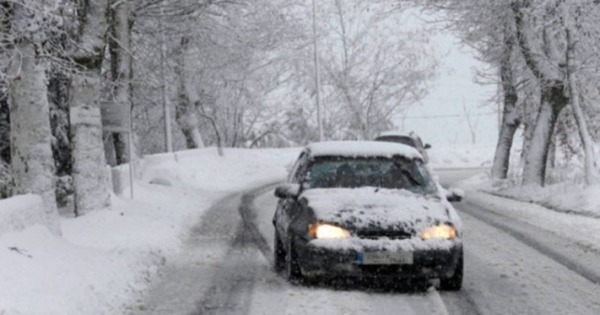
[159, 5, 173, 152]
[128, 101, 134, 199]
[312, 0, 324, 141]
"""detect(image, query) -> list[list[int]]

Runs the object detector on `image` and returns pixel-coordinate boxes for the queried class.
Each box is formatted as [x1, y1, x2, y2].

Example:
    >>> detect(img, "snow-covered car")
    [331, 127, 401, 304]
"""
[272, 141, 463, 290]
[374, 131, 431, 164]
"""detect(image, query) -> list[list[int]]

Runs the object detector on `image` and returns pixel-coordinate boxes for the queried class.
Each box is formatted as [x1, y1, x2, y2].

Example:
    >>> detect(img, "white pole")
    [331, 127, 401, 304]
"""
[128, 103, 134, 199]
[312, 0, 323, 141]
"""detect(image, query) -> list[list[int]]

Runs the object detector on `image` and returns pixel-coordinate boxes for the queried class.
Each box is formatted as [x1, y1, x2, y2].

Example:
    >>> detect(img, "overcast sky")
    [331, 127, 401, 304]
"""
[394, 26, 499, 146]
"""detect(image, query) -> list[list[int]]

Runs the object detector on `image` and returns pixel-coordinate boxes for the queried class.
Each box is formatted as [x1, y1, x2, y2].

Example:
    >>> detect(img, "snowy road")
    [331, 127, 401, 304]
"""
[131, 171, 600, 315]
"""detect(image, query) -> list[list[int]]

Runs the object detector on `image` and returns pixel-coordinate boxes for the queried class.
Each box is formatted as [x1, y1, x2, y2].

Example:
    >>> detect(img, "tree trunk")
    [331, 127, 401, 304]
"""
[492, 112, 520, 179]
[175, 37, 204, 149]
[200, 112, 224, 156]
[518, 117, 534, 176]
[0, 1, 12, 167]
[106, 0, 131, 165]
[69, 0, 111, 215]
[546, 134, 556, 171]
[513, 4, 568, 186]
[48, 69, 74, 208]
[8, 41, 60, 233]
[48, 71, 72, 176]
[0, 90, 9, 165]
[491, 39, 520, 179]
[463, 104, 478, 145]
[521, 83, 568, 186]
[566, 29, 596, 186]
[112, 133, 128, 164]
[70, 71, 111, 216]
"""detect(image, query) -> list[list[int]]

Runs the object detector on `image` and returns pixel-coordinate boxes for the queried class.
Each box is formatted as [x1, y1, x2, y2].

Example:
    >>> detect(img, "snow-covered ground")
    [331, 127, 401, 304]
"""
[0, 143, 598, 314]
[0, 148, 298, 315]
[460, 174, 600, 218]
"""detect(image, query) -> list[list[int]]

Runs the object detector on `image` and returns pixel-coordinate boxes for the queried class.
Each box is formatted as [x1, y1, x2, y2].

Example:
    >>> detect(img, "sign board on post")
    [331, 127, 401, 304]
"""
[101, 101, 134, 199]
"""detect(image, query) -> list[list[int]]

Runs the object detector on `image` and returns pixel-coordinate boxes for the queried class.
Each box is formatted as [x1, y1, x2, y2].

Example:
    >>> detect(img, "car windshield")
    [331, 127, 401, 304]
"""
[304, 156, 437, 195]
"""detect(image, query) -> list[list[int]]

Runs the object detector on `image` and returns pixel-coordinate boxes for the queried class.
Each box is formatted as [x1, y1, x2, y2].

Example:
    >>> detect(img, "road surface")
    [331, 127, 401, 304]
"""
[130, 169, 600, 315]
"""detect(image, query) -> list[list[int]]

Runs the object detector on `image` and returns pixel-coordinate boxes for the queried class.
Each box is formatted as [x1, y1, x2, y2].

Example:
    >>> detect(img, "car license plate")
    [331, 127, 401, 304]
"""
[356, 251, 413, 265]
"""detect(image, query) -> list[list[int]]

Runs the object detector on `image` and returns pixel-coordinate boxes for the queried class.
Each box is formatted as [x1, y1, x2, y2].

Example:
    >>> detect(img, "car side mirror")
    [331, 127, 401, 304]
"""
[424, 143, 432, 149]
[446, 188, 464, 202]
[274, 183, 301, 199]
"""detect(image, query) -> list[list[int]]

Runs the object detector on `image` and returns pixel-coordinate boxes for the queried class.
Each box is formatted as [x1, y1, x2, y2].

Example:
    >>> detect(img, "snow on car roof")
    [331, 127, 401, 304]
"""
[306, 141, 422, 159]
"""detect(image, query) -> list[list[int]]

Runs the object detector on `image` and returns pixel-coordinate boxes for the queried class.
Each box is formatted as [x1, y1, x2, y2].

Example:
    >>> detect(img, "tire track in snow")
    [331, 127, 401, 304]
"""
[190, 223, 275, 315]
[189, 183, 286, 315]
[130, 190, 280, 315]
[457, 200, 600, 285]
[453, 208, 600, 314]
[238, 182, 281, 265]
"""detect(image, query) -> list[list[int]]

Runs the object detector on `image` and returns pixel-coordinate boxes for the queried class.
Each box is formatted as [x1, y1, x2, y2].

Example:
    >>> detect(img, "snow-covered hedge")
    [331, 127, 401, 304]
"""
[0, 194, 50, 236]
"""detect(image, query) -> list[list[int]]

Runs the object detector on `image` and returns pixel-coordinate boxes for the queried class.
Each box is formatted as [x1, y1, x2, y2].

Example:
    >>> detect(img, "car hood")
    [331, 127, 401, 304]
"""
[300, 187, 457, 233]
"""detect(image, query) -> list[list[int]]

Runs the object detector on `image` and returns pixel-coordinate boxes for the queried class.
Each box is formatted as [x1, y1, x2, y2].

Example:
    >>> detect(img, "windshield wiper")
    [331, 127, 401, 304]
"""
[374, 174, 382, 193]
[399, 168, 422, 188]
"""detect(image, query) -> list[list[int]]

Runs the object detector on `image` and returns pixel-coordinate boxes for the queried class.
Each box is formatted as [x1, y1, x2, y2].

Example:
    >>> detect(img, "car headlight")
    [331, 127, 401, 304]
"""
[308, 223, 351, 239]
[420, 224, 457, 240]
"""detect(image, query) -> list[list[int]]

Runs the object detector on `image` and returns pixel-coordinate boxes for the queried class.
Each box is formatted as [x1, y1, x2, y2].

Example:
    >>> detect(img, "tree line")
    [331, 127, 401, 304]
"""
[0, 0, 438, 220]
[4, 0, 589, 225]
[424, 0, 599, 187]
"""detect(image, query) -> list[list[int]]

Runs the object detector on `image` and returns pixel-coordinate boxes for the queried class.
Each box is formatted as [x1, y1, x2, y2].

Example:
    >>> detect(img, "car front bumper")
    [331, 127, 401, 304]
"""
[294, 237, 462, 281]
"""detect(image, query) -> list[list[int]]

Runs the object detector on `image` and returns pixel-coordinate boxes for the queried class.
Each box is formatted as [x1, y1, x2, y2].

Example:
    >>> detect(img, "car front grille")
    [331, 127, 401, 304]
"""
[356, 229, 413, 240]
[359, 265, 402, 274]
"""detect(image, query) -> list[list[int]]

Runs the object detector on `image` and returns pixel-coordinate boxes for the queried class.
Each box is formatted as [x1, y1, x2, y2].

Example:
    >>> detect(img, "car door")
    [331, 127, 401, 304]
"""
[274, 151, 310, 243]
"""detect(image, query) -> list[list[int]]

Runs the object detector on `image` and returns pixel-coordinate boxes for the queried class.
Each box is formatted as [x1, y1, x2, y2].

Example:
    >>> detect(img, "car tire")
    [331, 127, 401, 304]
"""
[440, 250, 463, 291]
[285, 240, 302, 282]
[274, 232, 285, 273]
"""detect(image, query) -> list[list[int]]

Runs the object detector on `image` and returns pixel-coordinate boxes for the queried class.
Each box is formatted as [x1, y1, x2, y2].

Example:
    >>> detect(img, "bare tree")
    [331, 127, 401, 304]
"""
[564, 7, 598, 186]
[491, 24, 521, 179]
[427, 0, 599, 186]
[174, 36, 204, 149]
[320, 1, 437, 140]
[462, 102, 480, 144]
[512, 1, 570, 186]
[421, 1, 532, 180]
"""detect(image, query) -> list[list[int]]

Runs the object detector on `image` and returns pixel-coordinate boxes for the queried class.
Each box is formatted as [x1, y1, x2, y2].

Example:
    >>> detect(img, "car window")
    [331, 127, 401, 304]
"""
[303, 156, 437, 195]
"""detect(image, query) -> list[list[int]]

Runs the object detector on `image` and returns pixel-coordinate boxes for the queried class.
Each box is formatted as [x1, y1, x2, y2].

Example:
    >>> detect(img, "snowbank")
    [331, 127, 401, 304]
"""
[455, 170, 600, 218]
[428, 143, 495, 169]
[140, 147, 300, 192]
[496, 182, 600, 218]
[0, 146, 300, 315]
[0, 225, 159, 315]
[462, 190, 600, 254]
[0, 194, 50, 236]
